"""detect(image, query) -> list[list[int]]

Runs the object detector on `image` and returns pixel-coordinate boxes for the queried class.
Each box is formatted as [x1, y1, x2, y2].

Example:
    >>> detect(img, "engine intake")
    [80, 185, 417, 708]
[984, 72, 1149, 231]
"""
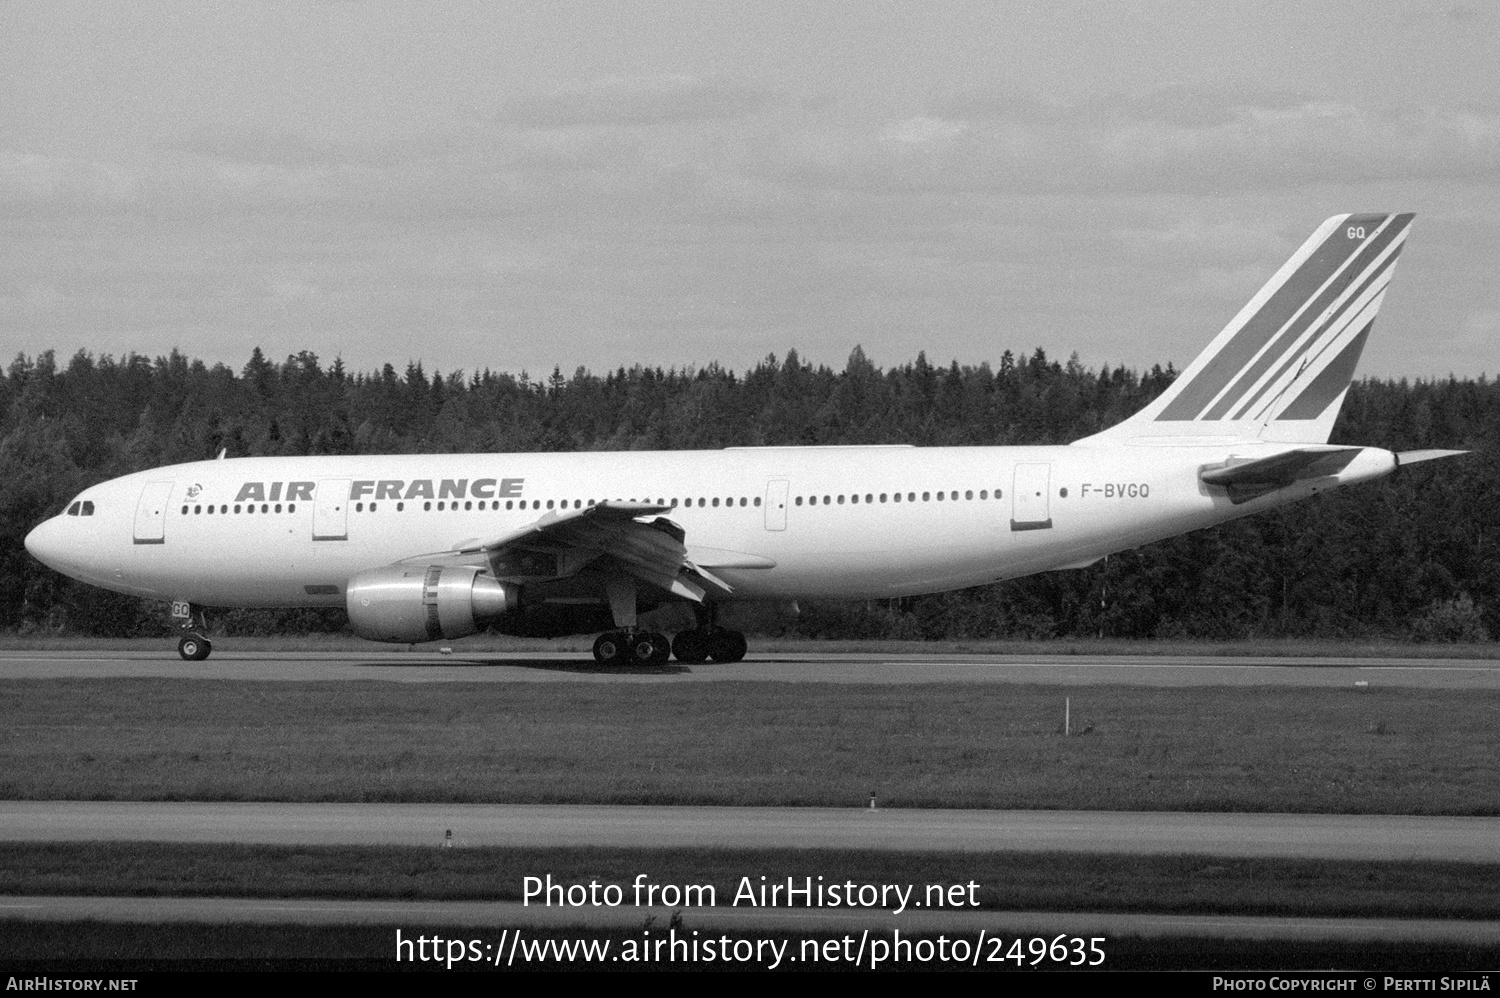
[346, 565, 520, 643]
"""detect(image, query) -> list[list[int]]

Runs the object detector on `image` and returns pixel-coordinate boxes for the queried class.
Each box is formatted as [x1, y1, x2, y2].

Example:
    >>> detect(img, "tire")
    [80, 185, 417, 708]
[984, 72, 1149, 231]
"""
[628, 633, 661, 667]
[177, 635, 211, 661]
[708, 629, 747, 663]
[671, 630, 709, 664]
[592, 632, 624, 665]
[644, 631, 672, 667]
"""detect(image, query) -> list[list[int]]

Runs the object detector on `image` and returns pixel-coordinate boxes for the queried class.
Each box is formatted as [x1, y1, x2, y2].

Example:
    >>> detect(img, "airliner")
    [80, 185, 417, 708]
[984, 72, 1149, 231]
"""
[25, 212, 1461, 665]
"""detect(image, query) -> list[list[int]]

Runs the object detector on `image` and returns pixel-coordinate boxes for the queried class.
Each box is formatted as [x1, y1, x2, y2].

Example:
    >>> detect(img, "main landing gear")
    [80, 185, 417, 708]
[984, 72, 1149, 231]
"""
[669, 627, 747, 664]
[591, 574, 747, 666]
[593, 630, 671, 667]
[588, 627, 748, 666]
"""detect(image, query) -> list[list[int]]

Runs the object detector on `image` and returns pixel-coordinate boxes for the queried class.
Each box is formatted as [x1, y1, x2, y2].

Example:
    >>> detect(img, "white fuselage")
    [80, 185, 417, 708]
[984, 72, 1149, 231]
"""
[24, 441, 1394, 611]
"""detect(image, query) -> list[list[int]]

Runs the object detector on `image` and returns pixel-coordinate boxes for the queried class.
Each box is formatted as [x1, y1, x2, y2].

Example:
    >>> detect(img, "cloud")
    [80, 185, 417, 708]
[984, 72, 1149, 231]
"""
[492, 75, 777, 130]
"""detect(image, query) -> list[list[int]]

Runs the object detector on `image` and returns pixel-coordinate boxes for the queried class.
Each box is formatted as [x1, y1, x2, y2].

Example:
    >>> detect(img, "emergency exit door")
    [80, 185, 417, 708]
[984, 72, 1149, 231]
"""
[312, 479, 351, 541]
[764, 479, 789, 531]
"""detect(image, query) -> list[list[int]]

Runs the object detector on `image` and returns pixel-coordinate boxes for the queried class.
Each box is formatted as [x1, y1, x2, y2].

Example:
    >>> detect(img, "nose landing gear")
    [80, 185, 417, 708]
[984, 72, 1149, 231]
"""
[177, 634, 212, 661]
[171, 600, 212, 661]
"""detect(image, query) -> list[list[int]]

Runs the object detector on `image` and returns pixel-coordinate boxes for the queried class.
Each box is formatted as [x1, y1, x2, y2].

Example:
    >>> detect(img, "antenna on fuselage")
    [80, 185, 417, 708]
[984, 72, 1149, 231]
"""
[216, 448, 227, 460]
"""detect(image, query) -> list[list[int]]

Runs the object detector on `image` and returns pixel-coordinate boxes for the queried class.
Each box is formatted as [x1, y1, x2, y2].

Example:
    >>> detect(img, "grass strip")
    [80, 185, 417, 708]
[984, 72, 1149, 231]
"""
[4, 843, 1500, 921]
[3, 679, 1498, 813]
[1, 920, 1496, 971]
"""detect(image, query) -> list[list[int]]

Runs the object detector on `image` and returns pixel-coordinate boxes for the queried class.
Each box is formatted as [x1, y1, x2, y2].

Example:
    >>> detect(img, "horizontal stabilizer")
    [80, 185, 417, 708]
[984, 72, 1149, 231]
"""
[1200, 447, 1363, 489]
[1396, 449, 1468, 467]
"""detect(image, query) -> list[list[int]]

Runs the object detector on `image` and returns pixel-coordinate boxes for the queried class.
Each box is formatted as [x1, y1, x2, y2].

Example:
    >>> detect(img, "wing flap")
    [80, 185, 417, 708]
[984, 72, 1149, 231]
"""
[401, 500, 712, 599]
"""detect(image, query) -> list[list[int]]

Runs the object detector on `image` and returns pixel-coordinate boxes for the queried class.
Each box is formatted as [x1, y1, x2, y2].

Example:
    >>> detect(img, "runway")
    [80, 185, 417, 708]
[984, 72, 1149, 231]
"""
[4, 648, 1500, 688]
[4, 802, 1499, 861]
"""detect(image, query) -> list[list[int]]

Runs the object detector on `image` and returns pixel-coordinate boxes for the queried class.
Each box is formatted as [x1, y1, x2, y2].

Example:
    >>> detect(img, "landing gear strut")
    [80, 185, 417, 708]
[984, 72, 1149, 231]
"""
[171, 600, 212, 661]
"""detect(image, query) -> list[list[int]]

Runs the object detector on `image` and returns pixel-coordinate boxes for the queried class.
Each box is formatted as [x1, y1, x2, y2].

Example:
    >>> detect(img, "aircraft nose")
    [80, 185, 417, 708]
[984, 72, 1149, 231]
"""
[24, 517, 70, 573]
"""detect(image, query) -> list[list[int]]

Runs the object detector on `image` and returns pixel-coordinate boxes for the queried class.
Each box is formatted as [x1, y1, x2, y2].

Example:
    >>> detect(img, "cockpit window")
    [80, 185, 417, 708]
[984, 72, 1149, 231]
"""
[81, 501, 95, 516]
[67, 502, 80, 516]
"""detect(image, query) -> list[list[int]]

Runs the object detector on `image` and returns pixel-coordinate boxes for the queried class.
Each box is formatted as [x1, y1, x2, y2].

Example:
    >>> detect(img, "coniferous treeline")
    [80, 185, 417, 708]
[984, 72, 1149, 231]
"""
[2, 346, 1495, 641]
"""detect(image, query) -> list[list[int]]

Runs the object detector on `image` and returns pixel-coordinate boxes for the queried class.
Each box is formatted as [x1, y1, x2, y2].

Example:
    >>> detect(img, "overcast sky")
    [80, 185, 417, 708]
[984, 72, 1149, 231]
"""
[3, 1, 1498, 383]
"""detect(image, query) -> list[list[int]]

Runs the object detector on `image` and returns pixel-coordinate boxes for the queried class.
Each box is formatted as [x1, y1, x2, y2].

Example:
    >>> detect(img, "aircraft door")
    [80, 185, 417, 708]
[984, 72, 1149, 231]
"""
[764, 479, 789, 531]
[1011, 463, 1052, 531]
[133, 481, 174, 544]
[312, 479, 351, 541]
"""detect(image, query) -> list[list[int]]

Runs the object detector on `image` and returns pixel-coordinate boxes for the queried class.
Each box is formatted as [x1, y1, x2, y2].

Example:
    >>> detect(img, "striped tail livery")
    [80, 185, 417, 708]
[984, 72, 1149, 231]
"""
[1085, 213, 1414, 445]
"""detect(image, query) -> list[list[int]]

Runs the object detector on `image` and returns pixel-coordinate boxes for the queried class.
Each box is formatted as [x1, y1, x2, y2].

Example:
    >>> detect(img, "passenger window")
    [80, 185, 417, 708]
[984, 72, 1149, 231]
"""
[712, 498, 720, 507]
[465, 501, 473, 510]
[795, 497, 803, 506]
[754, 497, 761, 507]
[880, 494, 887, 503]
[367, 503, 375, 512]
[398, 502, 405, 512]
[424, 502, 432, 511]
[837, 495, 845, 504]
[275, 504, 282, 513]
[922, 492, 930, 501]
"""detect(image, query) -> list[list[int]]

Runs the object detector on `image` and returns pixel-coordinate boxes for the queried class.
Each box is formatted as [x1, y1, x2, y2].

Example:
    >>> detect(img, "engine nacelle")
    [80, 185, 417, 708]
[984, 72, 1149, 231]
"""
[346, 565, 520, 643]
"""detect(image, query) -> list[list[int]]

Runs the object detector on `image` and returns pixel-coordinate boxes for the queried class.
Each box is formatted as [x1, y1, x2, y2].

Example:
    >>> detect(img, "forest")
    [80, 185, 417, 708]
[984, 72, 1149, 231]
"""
[2, 344, 1495, 642]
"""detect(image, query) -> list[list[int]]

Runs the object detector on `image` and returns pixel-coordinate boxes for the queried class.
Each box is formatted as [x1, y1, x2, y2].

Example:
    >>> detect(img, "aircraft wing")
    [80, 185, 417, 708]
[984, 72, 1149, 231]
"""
[402, 501, 724, 601]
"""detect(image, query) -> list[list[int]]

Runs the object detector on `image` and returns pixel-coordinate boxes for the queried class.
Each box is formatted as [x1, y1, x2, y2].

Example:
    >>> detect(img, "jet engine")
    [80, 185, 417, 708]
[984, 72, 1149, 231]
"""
[345, 565, 520, 642]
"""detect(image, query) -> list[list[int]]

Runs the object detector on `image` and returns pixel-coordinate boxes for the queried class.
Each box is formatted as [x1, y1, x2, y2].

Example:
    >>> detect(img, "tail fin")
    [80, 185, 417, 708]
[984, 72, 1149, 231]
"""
[1080, 212, 1414, 446]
